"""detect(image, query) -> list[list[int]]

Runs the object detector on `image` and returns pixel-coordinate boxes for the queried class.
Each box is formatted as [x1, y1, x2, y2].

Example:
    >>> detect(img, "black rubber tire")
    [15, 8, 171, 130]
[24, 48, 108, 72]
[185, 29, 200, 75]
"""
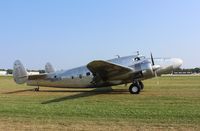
[34, 88, 39, 92]
[129, 83, 141, 94]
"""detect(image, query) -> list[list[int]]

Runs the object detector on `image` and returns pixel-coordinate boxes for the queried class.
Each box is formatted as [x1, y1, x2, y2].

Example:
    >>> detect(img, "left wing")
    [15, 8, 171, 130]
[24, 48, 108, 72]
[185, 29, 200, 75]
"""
[87, 60, 134, 82]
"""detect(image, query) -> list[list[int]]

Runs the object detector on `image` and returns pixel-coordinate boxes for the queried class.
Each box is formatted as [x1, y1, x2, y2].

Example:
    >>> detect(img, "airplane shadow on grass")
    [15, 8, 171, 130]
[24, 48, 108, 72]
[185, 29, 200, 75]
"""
[3, 89, 34, 94]
[41, 87, 129, 104]
[2, 87, 129, 104]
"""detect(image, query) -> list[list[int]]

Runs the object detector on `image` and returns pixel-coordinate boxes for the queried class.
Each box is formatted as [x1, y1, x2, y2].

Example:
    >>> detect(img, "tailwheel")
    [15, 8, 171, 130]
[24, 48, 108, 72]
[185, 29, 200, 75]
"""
[34, 86, 40, 92]
[139, 81, 144, 90]
[129, 82, 141, 94]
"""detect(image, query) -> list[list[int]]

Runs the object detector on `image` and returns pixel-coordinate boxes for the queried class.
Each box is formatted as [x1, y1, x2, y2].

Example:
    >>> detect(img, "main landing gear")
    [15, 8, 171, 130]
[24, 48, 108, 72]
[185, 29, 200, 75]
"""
[129, 80, 144, 94]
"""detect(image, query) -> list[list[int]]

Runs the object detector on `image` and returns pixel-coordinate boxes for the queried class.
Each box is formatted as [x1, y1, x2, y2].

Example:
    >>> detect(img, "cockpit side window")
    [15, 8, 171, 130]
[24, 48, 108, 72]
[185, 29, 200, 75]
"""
[134, 56, 145, 62]
[134, 57, 140, 61]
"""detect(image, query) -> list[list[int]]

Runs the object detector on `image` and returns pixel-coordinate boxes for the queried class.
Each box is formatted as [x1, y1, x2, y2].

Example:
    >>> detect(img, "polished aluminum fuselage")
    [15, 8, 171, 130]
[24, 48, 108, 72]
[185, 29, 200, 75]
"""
[27, 55, 182, 88]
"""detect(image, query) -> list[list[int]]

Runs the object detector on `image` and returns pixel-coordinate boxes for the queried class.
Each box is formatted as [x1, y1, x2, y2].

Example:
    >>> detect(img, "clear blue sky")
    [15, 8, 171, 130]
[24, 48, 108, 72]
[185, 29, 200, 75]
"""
[0, 0, 199, 69]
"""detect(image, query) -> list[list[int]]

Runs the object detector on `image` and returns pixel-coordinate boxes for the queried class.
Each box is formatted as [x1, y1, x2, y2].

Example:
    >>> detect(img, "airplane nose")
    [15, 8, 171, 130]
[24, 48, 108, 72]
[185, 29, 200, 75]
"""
[172, 58, 183, 69]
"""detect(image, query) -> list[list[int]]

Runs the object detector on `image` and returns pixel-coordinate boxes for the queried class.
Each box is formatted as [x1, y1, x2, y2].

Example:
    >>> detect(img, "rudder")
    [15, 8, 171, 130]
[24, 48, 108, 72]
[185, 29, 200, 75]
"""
[45, 62, 55, 73]
[13, 60, 28, 84]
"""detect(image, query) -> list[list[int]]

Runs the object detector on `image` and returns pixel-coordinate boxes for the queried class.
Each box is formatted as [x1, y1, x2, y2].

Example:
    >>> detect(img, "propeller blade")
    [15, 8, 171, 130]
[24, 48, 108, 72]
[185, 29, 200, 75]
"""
[151, 53, 155, 66]
[151, 53, 159, 85]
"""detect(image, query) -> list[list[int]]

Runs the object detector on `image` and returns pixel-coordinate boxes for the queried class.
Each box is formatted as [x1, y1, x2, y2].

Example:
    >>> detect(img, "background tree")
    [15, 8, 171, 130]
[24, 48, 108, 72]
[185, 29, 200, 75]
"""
[6, 69, 13, 74]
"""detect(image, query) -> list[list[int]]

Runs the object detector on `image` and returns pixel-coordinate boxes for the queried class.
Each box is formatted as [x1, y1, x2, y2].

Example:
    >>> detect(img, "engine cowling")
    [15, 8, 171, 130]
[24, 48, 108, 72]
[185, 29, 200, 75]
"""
[140, 60, 154, 79]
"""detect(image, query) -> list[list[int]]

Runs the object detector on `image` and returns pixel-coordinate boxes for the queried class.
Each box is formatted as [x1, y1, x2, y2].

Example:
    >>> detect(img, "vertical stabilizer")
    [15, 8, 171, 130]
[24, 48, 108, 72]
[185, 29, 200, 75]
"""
[13, 60, 28, 84]
[45, 62, 55, 73]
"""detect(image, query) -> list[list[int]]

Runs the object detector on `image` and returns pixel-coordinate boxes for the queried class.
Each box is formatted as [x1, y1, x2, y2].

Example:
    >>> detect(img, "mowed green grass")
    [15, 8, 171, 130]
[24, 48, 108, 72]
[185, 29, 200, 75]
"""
[0, 76, 200, 130]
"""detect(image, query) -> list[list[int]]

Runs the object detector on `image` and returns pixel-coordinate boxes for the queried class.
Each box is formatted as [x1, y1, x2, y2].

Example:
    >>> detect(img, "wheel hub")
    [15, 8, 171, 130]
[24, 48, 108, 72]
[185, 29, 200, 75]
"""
[132, 86, 138, 93]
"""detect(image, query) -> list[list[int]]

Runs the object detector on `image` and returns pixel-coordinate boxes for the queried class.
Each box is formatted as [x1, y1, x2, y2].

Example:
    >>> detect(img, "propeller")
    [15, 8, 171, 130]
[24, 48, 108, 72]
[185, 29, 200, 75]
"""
[150, 53, 160, 85]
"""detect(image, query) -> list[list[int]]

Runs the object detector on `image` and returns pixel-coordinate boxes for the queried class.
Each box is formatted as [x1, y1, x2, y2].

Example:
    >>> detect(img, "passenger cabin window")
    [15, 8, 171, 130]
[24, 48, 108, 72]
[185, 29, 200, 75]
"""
[79, 74, 82, 79]
[86, 72, 90, 76]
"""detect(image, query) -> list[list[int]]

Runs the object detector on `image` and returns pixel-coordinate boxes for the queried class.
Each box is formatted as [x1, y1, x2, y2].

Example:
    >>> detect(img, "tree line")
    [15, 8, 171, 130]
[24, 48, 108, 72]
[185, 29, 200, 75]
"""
[173, 68, 200, 73]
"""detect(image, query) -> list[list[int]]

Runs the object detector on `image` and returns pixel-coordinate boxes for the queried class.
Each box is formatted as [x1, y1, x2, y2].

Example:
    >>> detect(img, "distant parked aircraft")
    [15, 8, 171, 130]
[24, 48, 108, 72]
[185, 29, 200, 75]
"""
[13, 53, 183, 94]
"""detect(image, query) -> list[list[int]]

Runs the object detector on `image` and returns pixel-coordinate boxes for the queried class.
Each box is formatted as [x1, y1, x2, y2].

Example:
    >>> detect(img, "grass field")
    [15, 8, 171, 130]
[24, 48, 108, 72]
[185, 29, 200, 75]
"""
[0, 76, 200, 131]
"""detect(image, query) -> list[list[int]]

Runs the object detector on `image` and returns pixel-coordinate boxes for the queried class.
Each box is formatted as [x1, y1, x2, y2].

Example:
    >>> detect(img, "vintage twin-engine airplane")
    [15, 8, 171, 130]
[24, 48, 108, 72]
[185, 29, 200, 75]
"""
[13, 54, 183, 94]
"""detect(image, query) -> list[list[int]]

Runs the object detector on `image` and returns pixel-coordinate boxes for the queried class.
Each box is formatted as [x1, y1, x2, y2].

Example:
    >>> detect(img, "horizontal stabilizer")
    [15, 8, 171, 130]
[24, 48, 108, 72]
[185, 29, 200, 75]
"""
[28, 74, 47, 80]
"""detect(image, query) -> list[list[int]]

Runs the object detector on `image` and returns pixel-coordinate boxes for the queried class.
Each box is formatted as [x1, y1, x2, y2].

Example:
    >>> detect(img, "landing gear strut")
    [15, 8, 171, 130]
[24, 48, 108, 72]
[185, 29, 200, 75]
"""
[139, 80, 144, 90]
[129, 81, 144, 94]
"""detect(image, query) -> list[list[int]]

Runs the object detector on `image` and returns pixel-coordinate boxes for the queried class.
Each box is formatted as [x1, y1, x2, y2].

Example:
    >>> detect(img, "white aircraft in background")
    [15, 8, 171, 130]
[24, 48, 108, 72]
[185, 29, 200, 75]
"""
[13, 53, 183, 94]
